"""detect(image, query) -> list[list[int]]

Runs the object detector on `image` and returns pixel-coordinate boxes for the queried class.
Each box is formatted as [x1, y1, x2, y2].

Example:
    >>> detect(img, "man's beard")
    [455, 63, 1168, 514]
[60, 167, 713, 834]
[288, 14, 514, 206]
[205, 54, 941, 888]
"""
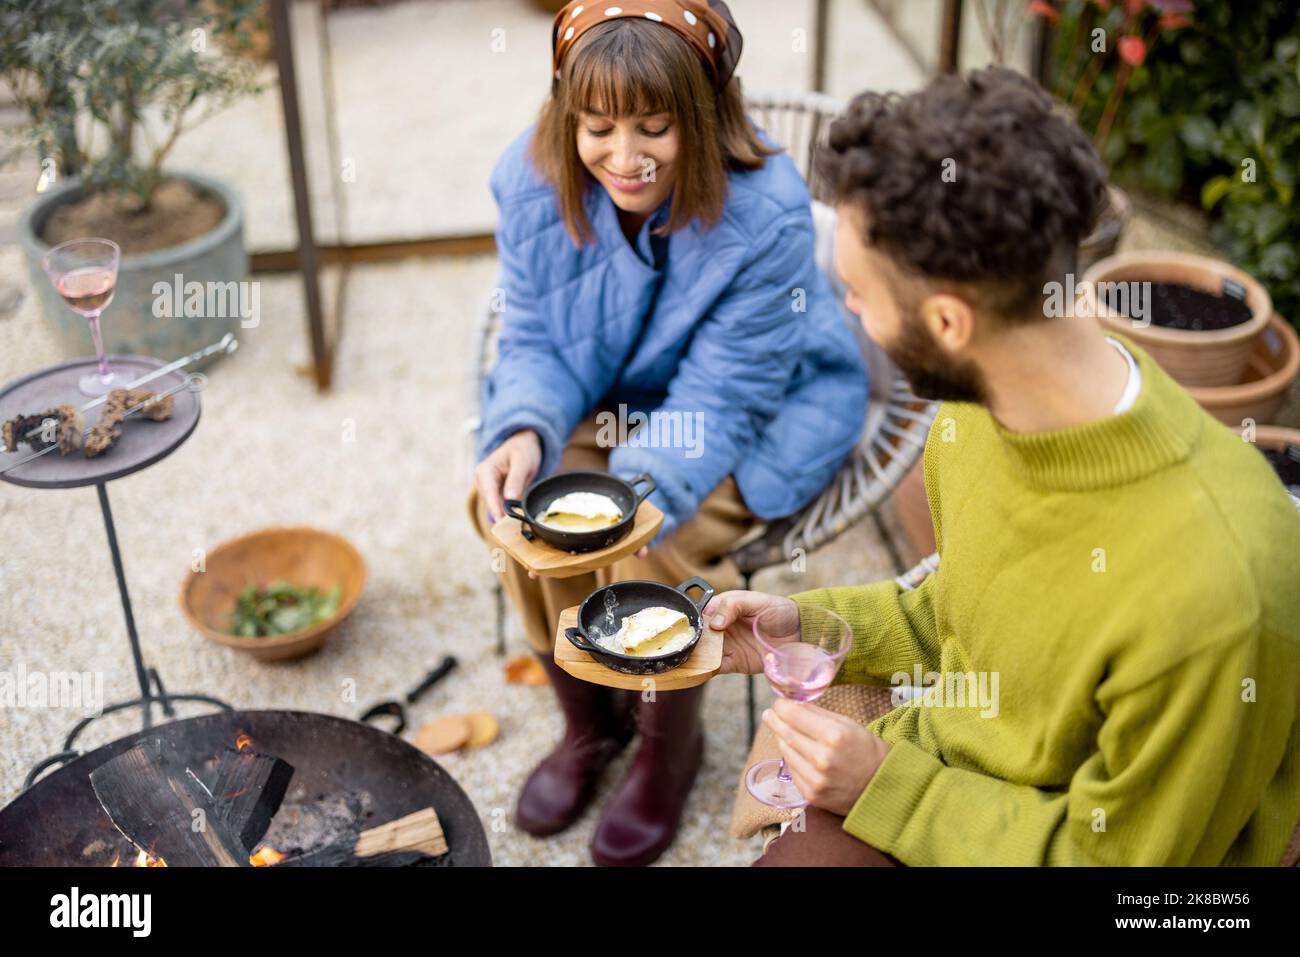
[881, 314, 988, 404]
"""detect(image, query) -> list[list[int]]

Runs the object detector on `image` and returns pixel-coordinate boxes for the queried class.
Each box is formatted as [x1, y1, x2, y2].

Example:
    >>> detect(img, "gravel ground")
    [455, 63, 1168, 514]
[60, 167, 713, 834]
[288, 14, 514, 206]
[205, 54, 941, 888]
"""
[0, 245, 905, 866]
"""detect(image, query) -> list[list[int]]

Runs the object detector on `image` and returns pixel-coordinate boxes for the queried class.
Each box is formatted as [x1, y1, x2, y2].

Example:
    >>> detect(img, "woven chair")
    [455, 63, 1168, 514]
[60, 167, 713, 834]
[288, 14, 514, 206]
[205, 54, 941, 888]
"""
[468, 94, 938, 744]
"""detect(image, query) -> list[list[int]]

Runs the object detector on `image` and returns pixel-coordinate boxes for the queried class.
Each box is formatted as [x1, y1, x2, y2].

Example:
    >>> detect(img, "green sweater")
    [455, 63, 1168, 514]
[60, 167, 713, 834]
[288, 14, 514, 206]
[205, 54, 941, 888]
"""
[794, 336, 1300, 866]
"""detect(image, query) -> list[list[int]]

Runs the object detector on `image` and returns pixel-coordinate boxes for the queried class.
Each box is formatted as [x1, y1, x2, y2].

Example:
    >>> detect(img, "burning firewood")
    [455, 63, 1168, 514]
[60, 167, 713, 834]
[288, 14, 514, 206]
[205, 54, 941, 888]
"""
[90, 738, 253, 867]
[276, 807, 448, 867]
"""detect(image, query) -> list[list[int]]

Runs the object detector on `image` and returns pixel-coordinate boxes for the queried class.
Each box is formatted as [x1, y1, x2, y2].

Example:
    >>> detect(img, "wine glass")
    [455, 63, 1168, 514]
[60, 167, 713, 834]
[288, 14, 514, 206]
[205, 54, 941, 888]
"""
[41, 238, 122, 396]
[745, 603, 853, 809]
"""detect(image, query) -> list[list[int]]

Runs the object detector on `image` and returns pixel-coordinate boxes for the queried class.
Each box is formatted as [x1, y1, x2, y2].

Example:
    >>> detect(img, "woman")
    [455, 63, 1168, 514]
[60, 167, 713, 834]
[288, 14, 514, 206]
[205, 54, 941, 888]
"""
[470, 0, 869, 866]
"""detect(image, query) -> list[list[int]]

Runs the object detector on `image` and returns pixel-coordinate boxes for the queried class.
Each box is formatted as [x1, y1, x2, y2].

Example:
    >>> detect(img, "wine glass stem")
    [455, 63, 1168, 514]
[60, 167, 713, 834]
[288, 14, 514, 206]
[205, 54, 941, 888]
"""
[776, 758, 793, 784]
[87, 313, 110, 381]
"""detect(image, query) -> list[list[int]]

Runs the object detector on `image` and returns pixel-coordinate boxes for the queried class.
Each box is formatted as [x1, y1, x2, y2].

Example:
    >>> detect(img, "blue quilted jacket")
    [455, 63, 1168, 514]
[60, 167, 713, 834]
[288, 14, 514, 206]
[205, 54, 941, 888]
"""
[478, 126, 869, 535]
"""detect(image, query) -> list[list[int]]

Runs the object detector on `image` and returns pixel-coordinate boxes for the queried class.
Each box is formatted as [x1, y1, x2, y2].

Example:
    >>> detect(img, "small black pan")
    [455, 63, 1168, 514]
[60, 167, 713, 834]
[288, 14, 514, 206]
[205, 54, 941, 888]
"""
[565, 577, 714, 676]
[503, 470, 655, 553]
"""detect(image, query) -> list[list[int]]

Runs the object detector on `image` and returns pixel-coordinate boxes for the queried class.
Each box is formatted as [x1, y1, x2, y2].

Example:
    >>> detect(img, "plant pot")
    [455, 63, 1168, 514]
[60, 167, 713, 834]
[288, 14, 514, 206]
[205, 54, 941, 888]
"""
[1077, 184, 1131, 274]
[18, 171, 247, 368]
[1251, 426, 1300, 508]
[1188, 315, 1300, 428]
[1083, 250, 1273, 388]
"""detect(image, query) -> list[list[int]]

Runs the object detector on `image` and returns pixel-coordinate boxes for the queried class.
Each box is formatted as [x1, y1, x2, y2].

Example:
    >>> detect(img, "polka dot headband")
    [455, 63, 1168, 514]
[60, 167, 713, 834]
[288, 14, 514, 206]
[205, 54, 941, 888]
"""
[551, 1, 743, 91]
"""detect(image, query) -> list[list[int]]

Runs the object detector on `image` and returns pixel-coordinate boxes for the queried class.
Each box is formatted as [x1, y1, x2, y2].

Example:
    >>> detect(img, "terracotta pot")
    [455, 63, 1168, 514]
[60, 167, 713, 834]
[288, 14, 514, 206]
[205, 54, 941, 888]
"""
[1077, 184, 1131, 275]
[180, 527, 366, 662]
[1251, 426, 1300, 508]
[1083, 251, 1272, 388]
[1254, 425, 1300, 451]
[1189, 315, 1300, 428]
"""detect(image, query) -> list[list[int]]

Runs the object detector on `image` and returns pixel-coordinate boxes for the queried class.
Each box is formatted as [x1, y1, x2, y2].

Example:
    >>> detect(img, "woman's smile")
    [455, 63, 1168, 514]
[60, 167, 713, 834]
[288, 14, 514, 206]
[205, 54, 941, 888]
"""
[602, 166, 658, 194]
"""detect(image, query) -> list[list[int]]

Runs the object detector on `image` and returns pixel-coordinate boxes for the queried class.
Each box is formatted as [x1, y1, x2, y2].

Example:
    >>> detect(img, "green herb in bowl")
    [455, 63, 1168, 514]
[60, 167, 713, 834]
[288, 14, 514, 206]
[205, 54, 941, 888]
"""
[230, 580, 341, 638]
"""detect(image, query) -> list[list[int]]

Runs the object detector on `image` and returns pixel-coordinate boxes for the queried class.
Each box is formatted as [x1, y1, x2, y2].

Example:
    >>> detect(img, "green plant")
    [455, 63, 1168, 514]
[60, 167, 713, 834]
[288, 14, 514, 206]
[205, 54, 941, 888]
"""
[0, 0, 263, 209]
[1040, 0, 1300, 327]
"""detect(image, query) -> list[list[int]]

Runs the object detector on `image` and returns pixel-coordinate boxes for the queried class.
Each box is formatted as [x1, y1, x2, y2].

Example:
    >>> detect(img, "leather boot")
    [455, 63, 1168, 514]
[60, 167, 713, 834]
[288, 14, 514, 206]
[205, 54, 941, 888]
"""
[516, 653, 636, 837]
[590, 684, 705, 866]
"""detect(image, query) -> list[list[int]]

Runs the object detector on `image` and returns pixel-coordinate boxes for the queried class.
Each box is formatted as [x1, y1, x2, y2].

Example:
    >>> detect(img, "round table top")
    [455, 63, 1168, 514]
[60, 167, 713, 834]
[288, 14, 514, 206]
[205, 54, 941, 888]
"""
[0, 355, 201, 490]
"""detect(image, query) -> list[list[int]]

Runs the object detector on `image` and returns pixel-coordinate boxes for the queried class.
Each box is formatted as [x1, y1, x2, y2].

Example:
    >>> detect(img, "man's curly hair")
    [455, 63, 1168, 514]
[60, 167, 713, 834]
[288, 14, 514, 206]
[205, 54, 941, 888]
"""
[816, 67, 1108, 320]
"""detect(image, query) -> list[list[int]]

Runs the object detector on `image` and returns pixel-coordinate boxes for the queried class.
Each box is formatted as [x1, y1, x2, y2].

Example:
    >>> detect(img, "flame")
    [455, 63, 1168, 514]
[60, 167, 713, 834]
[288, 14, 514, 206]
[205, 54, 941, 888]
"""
[249, 846, 285, 867]
[235, 733, 252, 751]
[133, 849, 167, 867]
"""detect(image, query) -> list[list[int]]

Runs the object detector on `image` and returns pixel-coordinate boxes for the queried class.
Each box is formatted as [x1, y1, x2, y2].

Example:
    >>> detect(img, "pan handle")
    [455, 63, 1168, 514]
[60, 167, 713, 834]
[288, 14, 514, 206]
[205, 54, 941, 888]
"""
[404, 655, 458, 704]
[676, 576, 715, 614]
[565, 627, 599, 654]
[628, 472, 657, 507]
[503, 499, 535, 541]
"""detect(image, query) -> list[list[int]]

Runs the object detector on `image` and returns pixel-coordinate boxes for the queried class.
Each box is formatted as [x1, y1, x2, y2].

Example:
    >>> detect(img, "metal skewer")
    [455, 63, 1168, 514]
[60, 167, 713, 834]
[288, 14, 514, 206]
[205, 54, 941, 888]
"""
[1, 374, 204, 475]
[16, 333, 237, 444]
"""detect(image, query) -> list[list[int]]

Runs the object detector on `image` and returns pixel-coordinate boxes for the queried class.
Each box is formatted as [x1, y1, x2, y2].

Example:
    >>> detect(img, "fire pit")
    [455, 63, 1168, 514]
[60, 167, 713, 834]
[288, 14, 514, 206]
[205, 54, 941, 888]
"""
[0, 710, 492, 867]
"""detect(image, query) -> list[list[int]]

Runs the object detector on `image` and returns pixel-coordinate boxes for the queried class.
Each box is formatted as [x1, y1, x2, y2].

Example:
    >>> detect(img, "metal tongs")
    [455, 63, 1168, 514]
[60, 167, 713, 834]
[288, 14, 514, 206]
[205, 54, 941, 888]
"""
[359, 656, 459, 735]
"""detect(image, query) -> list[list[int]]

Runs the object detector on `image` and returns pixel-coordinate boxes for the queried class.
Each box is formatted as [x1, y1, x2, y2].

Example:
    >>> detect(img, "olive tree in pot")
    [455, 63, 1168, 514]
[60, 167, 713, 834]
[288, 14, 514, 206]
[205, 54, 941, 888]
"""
[3, 0, 262, 364]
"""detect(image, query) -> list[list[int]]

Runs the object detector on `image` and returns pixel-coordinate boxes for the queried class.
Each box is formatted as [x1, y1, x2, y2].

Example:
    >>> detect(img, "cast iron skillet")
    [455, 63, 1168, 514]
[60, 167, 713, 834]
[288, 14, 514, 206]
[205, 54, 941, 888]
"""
[504, 470, 656, 553]
[565, 576, 714, 675]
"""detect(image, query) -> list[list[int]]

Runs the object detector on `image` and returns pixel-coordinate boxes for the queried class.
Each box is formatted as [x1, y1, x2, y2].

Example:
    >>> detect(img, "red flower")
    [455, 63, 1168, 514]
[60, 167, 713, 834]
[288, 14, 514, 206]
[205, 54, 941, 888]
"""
[1150, 0, 1194, 12]
[1157, 12, 1193, 30]
[1028, 0, 1059, 21]
[1118, 35, 1147, 65]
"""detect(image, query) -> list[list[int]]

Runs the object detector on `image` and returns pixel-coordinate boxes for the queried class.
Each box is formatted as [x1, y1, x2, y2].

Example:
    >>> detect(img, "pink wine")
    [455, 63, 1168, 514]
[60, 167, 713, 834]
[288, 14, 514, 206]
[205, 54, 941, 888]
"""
[57, 267, 116, 316]
[763, 643, 838, 702]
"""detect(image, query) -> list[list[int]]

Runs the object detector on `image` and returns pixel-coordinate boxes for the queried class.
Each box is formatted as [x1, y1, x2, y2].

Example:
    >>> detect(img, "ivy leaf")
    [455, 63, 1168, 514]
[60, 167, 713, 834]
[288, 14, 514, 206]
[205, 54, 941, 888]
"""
[1200, 175, 1234, 210]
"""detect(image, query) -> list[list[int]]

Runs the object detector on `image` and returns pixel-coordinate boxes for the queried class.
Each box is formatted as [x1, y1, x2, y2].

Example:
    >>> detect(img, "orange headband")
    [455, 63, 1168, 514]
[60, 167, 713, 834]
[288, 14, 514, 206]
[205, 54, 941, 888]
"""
[551, 1, 743, 91]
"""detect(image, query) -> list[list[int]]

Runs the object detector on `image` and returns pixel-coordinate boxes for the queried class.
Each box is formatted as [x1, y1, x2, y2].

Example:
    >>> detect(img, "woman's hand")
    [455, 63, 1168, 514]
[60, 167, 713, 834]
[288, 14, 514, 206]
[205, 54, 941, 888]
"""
[702, 590, 799, 675]
[764, 698, 891, 816]
[476, 430, 542, 523]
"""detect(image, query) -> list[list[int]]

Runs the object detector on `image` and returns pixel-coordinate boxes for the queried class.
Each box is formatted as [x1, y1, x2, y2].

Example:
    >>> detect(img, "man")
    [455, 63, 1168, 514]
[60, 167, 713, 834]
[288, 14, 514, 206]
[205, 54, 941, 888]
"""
[704, 68, 1300, 866]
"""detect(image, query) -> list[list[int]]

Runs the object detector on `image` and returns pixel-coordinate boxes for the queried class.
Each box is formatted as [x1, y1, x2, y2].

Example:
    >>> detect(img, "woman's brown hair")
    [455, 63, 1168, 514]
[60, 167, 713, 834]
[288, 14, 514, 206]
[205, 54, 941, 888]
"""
[530, 17, 776, 247]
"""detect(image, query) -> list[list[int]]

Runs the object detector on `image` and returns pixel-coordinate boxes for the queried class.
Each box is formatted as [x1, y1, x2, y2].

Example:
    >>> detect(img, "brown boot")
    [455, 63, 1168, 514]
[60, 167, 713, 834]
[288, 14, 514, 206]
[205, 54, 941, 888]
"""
[590, 684, 705, 866]
[516, 653, 636, 837]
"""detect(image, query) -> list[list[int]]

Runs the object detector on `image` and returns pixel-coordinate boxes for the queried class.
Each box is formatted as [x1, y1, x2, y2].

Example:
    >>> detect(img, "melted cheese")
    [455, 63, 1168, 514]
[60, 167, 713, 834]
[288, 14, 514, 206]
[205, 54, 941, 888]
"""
[615, 606, 696, 657]
[539, 491, 622, 532]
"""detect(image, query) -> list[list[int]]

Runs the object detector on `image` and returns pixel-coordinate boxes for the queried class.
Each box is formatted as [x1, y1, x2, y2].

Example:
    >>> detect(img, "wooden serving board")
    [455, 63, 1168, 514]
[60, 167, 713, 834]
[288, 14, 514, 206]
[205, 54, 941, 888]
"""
[489, 501, 664, 579]
[553, 606, 723, 691]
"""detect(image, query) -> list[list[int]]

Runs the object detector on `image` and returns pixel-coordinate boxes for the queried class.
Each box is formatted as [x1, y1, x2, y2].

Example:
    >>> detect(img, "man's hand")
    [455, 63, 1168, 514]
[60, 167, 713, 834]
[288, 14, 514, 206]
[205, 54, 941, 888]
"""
[702, 590, 799, 675]
[764, 697, 891, 816]
[475, 430, 542, 523]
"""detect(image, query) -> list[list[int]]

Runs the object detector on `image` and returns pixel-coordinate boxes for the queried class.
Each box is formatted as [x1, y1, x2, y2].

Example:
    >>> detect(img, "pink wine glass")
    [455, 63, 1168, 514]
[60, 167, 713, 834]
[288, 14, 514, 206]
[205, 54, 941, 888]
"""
[745, 603, 853, 809]
[41, 238, 122, 396]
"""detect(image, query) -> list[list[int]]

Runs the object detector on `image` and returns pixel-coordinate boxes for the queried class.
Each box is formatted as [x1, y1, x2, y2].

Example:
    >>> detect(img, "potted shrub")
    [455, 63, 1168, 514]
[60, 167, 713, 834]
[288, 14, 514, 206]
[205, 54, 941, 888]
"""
[3, 0, 262, 364]
[1083, 250, 1273, 388]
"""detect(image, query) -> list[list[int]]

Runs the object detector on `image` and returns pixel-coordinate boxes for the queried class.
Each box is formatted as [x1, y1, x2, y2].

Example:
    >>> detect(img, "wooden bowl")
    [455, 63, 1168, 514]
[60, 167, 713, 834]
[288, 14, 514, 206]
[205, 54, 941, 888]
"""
[180, 527, 366, 662]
